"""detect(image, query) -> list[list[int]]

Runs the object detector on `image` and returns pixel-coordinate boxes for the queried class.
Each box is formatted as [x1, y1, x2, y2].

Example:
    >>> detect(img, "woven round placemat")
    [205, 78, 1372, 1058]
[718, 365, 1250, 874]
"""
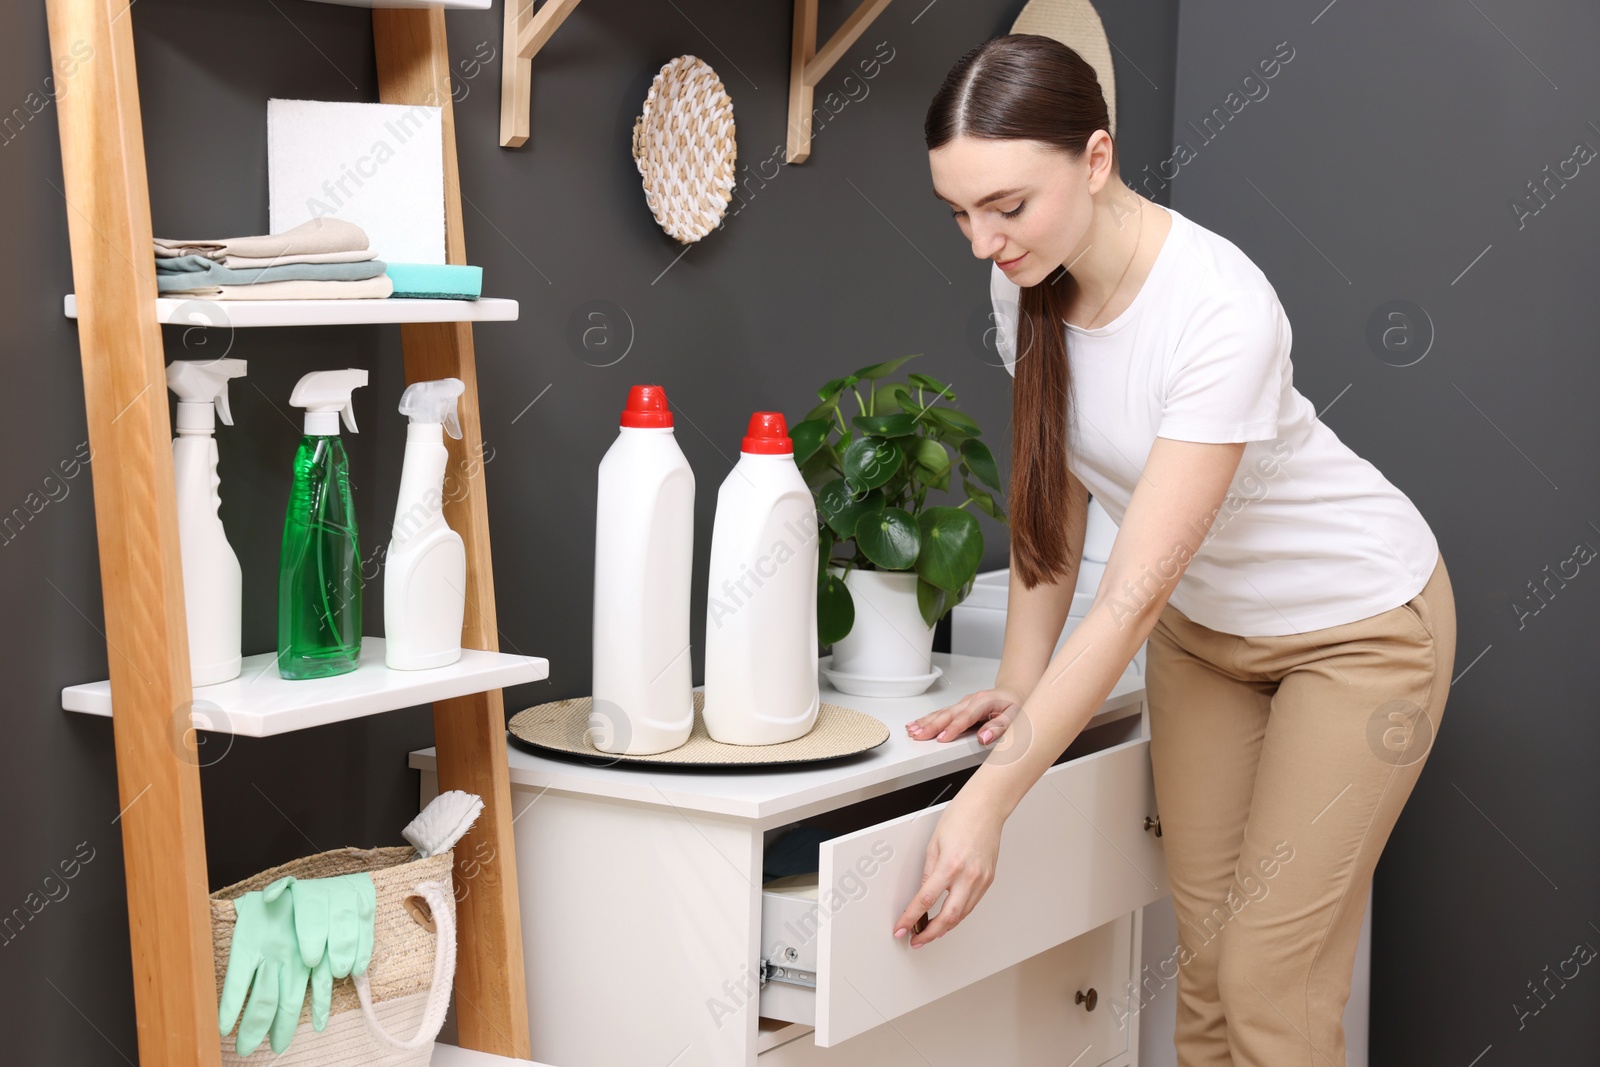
[1011, 0, 1118, 139]
[631, 55, 737, 244]
[507, 690, 888, 769]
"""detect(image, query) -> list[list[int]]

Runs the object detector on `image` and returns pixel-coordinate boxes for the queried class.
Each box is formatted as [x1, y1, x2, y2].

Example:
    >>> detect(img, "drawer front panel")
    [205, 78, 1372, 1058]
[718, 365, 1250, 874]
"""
[813, 737, 1166, 1045]
[759, 915, 1134, 1066]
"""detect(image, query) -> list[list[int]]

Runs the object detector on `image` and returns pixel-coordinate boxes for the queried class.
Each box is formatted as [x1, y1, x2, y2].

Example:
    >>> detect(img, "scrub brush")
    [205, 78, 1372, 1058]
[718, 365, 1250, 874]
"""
[403, 790, 484, 858]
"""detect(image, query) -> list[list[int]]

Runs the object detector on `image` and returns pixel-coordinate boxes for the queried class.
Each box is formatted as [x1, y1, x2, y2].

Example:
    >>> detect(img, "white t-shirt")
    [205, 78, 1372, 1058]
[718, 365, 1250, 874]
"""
[992, 205, 1438, 636]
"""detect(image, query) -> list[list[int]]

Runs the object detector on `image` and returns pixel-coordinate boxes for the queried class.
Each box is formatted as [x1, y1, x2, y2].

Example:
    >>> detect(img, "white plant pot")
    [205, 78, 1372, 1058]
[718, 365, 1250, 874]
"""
[826, 565, 935, 678]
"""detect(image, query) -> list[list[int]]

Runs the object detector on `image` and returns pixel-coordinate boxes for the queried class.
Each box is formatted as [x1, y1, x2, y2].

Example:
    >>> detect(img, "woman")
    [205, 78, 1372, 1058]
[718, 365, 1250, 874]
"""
[893, 34, 1455, 1065]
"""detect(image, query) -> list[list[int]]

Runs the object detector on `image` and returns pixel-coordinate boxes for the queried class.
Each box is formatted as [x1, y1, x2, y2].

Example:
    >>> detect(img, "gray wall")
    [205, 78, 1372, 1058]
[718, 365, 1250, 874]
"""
[16, 0, 1584, 1063]
[0, 0, 1177, 1062]
[1168, 1, 1600, 1063]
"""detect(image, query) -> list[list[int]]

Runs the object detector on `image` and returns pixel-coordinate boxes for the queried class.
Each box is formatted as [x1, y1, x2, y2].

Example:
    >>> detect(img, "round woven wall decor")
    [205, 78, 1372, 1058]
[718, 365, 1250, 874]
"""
[507, 690, 889, 770]
[631, 55, 737, 244]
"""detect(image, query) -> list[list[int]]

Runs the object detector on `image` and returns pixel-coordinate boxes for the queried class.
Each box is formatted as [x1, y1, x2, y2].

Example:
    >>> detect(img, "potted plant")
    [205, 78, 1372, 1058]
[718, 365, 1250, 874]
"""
[790, 354, 1008, 695]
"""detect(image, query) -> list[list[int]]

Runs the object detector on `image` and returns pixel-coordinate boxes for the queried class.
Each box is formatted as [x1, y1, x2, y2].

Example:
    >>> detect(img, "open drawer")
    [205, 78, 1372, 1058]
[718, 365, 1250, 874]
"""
[757, 914, 1136, 1066]
[759, 734, 1168, 1047]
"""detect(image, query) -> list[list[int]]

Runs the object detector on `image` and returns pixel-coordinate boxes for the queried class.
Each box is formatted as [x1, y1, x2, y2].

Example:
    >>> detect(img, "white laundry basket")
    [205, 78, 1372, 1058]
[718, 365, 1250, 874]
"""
[951, 496, 1146, 678]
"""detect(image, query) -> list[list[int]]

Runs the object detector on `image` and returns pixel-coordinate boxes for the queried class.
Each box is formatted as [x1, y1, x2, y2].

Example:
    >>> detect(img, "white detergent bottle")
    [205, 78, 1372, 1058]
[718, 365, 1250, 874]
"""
[166, 358, 247, 686]
[703, 412, 819, 745]
[385, 378, 468, 670]
[591, 385, 695, 755]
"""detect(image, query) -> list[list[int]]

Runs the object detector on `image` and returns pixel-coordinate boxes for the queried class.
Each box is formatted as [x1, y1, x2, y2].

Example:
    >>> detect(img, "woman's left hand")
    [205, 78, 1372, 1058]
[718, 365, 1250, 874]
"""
[891, 793, 1006, 948]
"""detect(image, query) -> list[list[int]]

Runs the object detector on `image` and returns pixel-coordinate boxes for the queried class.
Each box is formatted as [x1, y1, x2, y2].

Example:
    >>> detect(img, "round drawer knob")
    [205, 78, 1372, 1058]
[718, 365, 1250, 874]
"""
[1076, 987, 1098, 1012]
[1144, 815, 1162, 837]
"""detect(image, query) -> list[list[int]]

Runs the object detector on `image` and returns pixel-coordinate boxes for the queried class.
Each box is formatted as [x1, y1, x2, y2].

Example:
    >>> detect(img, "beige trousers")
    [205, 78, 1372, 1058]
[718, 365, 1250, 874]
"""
[1144, 554, 1455, 1066]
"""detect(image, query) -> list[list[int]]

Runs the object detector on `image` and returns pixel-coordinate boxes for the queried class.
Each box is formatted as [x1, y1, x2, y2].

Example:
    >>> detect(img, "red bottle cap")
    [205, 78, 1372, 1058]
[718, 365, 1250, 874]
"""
[620, 384, 673, 428]
[741, 411, 793, 454]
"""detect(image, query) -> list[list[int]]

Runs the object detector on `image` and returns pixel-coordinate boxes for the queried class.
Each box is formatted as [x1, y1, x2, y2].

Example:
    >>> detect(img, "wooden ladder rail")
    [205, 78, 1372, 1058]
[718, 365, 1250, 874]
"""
[45, 0, 219, 1063]
[374, 8, 533, 1058]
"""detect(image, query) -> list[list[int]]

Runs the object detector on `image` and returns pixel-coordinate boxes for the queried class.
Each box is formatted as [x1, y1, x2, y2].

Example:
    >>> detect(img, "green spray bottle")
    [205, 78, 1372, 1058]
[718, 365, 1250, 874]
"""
[278, 368, 369, 679]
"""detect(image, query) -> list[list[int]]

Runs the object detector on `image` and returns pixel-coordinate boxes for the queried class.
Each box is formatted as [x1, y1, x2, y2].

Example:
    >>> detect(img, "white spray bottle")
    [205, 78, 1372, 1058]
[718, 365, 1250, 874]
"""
[384, 378, 467, 671]
[702, 412, 819, 745]
[166, 358, 247, 686]
[591, 385, 695, 755]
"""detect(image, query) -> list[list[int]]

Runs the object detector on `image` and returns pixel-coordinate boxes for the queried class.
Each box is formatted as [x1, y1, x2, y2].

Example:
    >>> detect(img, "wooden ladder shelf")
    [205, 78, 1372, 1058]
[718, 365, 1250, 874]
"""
[45, 1, 534, 1063]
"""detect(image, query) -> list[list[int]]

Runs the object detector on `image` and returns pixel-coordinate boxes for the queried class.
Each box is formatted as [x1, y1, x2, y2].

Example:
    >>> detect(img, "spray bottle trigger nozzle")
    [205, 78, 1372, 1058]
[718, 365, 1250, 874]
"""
[341, 401, 359, 434]
[398, 378, 466, 439]
[166, 358, 247, 431]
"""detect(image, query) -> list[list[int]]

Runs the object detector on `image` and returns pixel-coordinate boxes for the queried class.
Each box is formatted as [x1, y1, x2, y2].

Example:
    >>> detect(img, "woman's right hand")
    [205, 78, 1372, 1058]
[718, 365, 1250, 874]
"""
[906, 686, 1027, 747]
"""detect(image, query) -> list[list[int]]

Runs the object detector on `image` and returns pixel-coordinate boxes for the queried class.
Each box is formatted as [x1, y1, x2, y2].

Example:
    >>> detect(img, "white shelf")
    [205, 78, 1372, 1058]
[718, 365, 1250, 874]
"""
[305, 0, 491, 9]
[63, 294, 518, 327]
[63, 637, 548, 737]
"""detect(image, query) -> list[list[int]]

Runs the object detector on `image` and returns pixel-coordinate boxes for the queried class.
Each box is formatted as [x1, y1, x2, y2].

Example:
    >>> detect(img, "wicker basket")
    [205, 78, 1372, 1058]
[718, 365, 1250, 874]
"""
[211, 846, 456, 1065]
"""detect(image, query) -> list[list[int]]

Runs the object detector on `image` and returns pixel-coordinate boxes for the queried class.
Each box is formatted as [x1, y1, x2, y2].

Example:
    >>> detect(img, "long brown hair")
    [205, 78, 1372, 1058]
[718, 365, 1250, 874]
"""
[925, 34, 1117, 589]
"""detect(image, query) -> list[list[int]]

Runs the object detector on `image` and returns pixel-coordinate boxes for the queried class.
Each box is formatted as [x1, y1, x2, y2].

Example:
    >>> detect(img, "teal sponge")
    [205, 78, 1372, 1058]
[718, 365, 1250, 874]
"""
[385, 263, 483, 300]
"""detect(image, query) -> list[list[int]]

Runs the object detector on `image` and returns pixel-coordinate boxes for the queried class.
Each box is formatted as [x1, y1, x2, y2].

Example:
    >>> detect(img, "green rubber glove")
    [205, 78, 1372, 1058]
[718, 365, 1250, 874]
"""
[218, 875, 312, 1056]
[289, 873, 377, 1029]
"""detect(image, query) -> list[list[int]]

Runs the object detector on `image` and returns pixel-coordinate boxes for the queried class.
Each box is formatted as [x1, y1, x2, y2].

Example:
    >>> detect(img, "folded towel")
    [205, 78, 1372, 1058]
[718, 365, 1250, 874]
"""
[222, 249, 378, 269]
[155, 255, 387, 292]
[385, 263, 482, 300]
[162, 275, 394, 301]
[153, 216, 368, 262]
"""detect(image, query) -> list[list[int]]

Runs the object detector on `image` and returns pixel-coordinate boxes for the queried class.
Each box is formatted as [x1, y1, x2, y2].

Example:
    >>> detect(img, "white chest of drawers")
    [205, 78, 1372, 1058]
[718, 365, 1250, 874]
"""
[412, 653, 1169, 1067]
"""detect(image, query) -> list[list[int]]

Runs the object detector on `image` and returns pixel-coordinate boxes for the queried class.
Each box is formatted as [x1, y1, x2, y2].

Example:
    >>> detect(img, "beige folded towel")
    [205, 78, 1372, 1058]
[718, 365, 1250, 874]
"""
[162, 275, 394, 301]
[154, 216, 369, 262]
[221, 249, 379, 269]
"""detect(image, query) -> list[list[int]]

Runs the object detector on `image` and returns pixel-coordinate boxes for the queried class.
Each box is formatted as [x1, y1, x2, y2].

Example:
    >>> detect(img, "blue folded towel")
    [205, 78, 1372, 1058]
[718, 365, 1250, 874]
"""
[384, 263, 482, 300]
[154, 254, 386, 293]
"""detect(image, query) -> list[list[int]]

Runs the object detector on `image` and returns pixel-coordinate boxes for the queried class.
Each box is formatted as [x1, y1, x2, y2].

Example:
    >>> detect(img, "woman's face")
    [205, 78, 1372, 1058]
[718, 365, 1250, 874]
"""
[929, 134, 1110, 288]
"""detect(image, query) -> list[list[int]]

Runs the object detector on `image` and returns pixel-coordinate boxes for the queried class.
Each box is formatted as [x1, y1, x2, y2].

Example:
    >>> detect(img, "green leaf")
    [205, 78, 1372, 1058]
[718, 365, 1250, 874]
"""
[919, 406, 983, 438]
[854, 507, 920, 570]
[818, 569, 855, 645]
[909, 437, 951, 480]
[799, 447, 838, 489]
[817, 478, 884, 538]
[872, 382, 910, 414]
[914, 506, 984, 592]
[841, 437, 902, 490]
[818, 523, 835, 566]
[805, 396, 842, 423]
[790, 419, 832, 464]
[850, 354, 920, 380]
[963, 480, 1006, 521]
[817, 375, 859, 403]
[907, 372, 957, 401]
[851, 412, 919, 438]
[916, 577, 948, 629]
[944, 573, 977, 615]
[959, 439, 1002, 490]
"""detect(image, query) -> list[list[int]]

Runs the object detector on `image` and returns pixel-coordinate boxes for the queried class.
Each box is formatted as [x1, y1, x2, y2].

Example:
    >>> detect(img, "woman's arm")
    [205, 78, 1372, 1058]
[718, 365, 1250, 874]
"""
[907, 470, 1086, 743]
[893, 437, 1249, 946]
[995, 468, 1088, 695]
